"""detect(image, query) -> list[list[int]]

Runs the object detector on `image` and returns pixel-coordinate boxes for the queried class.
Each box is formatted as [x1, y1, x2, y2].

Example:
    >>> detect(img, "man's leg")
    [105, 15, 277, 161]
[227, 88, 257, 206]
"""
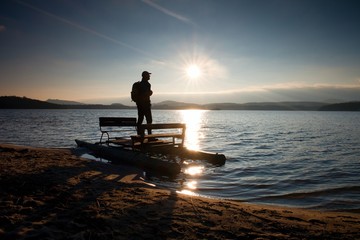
[144, 105, 152, 135]
[137, 104, 145, 135]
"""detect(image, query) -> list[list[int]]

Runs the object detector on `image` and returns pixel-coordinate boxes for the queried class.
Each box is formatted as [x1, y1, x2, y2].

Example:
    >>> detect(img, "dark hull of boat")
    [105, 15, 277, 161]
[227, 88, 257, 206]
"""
[75, 140, 181, 176]
[143, 145, 226, 166]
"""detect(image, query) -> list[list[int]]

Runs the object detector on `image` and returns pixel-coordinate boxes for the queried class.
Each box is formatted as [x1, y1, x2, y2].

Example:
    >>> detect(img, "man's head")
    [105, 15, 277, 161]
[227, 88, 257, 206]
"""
[142, 71, 151, 80]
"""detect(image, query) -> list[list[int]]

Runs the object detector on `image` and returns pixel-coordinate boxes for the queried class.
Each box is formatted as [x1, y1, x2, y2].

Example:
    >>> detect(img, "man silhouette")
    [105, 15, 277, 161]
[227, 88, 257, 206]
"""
[136, 71, 153, 135]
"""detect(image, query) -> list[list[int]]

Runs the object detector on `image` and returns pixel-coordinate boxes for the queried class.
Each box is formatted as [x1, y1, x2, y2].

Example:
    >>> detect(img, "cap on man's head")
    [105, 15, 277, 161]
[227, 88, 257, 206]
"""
[142, 71, 151, 77]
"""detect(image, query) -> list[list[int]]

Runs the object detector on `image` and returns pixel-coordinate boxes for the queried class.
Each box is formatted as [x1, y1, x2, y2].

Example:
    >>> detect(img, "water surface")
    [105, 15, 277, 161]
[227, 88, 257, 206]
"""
[1, 109, 359, 211]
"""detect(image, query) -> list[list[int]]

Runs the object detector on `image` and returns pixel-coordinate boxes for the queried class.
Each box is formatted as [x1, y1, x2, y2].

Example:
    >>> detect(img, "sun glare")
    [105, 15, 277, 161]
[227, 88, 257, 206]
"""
[186, 64, 202, 79]
[179, 109, 206, 150]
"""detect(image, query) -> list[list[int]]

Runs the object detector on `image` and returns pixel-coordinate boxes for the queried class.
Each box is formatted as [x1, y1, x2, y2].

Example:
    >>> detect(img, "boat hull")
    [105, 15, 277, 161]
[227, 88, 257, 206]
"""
[75, 140, 181, 176]
[143, 145, 226, 166]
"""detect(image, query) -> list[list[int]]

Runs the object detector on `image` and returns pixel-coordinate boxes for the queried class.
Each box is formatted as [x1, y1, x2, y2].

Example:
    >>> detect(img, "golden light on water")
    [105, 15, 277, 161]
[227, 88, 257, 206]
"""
[186, 180, 198, 189]
[184, 165, 204, 176]
[177, 110, 207, 197]
[181, 165, 204, 194]
[176, 189, 197, 196]
[179, 110, 207, 150]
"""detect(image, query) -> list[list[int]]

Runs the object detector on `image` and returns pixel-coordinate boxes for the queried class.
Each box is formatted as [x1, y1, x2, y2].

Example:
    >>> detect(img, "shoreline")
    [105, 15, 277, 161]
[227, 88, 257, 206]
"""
[1, 143, 359, 239]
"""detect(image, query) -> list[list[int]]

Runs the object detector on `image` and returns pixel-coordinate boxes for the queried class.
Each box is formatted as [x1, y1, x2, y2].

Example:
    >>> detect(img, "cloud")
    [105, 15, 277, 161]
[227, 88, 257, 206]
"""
[142, 0, 193, 25]
[0, 25, 6, 32]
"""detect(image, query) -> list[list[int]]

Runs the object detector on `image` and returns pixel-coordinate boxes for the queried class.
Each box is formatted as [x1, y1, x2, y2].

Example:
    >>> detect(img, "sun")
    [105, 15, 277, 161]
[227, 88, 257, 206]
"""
[185, 64, 202, 79]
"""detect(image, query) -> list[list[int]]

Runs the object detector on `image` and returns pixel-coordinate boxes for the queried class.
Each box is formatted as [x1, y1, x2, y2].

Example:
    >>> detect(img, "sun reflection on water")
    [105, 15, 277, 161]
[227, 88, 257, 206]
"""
[179, 110, 207, 150]
[177, 110, 207, 197]
[184, 165, 204, 176]
[179, 163, 205, 196]
[176, 189, 198, 196]
[186, 180, 197, 189]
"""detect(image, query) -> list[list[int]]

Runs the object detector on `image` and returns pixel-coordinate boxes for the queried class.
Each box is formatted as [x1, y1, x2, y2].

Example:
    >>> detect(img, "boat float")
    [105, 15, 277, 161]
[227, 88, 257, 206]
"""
[75, 117, 226, 176]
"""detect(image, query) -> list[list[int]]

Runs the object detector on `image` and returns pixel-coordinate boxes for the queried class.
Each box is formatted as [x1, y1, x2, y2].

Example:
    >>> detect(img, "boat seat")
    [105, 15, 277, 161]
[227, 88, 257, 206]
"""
[99, 117, 137, 145]
[131, 123, 186, 150]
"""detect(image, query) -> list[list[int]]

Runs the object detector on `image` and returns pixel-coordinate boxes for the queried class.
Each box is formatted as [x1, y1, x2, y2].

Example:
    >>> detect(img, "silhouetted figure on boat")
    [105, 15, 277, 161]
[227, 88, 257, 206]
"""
[131, 71, 153, 135]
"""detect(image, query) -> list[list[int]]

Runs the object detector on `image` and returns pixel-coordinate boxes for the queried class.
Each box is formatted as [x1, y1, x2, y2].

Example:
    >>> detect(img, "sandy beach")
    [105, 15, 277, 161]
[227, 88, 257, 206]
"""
[0, 143, 359, 239]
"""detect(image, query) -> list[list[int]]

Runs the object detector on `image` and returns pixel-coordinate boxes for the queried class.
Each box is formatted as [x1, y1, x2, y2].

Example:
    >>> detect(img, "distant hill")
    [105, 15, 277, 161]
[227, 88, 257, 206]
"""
[47, 99, 85, 105]
[0, 96, 133, 109]
[318, 101, 360, 111]
[1, 96, 359, 111]
[203, 102, 327, 110]
[153, 101, 327, 110]
[153, 101, 203, 109]
[0, 96, 63, 109]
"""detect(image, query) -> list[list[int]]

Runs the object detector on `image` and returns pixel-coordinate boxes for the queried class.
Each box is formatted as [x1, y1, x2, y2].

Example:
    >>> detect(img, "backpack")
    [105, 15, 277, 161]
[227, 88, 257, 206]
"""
[131, 81, 140, 102]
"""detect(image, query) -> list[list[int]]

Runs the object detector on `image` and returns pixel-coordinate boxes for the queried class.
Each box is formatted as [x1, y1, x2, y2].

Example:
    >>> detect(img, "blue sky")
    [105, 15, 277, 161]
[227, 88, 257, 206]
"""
[1, 0, 360, 104]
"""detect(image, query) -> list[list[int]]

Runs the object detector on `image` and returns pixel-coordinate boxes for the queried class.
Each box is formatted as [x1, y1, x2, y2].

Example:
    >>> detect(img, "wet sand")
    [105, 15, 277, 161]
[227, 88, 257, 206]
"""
[1, 143, 359, 239]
